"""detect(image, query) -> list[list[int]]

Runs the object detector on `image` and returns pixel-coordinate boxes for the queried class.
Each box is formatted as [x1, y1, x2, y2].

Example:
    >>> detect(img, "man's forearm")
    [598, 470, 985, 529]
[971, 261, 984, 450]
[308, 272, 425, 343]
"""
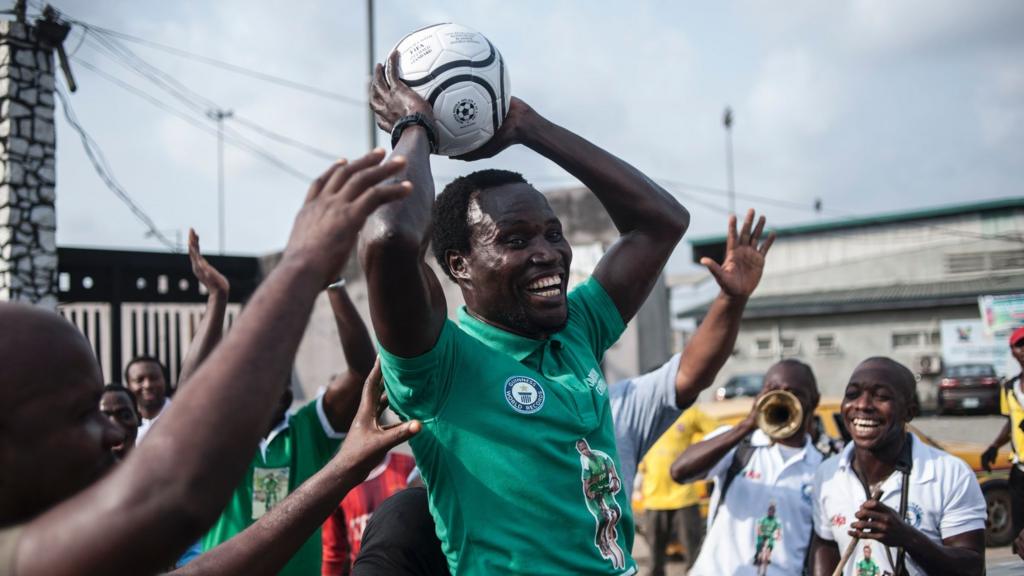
[674, 292, 748, 408]
[23, 254, 333, 575]
[902, 530, 984, 576]
[177, 289, 228, 387]
[670, 422, 753, 483]
[991, 421, 1011, 450]
[169, 460, 361, 576]
[328, 288, 375, 378]
[522, 115, 687, 238]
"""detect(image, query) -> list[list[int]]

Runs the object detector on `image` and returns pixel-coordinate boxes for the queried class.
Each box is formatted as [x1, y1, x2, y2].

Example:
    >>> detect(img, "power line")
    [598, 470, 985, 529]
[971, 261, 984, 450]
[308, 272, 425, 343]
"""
[231, 115, 338, 162]
[55, 86, 178, 251]
[53, 12, 365, 106]
[72, 56, 313, 181]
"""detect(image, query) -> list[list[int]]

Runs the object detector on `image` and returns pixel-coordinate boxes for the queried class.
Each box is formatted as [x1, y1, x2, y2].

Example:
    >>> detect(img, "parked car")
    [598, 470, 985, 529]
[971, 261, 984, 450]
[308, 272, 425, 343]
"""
[713, 373, 764, 401]
[634, 397, 1015, 549]
[937, 363, 1000, 415]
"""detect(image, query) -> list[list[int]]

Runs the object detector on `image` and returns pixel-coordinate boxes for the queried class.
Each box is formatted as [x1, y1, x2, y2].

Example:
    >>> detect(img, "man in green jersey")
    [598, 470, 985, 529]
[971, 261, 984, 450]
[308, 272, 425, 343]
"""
[855, 546, 880, 576]
[361, 51, 689, 575]
[196, 270, 377, 576]
[754, 502, 782, 573]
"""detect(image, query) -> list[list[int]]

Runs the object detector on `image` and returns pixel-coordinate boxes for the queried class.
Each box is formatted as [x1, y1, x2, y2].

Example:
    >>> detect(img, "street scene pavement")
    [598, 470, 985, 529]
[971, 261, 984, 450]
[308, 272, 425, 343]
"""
[633, 414, 1024, 575]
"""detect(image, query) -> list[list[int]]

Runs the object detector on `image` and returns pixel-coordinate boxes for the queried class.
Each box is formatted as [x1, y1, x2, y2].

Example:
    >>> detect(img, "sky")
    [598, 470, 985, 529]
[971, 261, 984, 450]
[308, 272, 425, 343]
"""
[33, 0, 1024, 271]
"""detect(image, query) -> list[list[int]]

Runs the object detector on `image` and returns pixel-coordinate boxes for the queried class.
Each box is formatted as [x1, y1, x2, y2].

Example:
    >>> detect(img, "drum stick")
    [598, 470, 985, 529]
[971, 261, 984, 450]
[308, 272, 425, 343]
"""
[833, 487, 883, 576]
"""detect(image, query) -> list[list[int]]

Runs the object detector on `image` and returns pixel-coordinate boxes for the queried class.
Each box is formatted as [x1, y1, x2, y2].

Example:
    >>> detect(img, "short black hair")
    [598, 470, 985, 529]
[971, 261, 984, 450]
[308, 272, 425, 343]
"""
[859, 356, 917, 402]
[774, 358, 820, 407]
[102, 383, 138, 413]
[431, 169, 528, 280]
[123, 355, 169, 386]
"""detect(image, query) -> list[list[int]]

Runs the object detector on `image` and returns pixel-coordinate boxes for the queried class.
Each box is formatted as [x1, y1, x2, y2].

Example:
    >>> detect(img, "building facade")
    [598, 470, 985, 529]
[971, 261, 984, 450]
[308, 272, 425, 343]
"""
[676, 198, 1024, 404]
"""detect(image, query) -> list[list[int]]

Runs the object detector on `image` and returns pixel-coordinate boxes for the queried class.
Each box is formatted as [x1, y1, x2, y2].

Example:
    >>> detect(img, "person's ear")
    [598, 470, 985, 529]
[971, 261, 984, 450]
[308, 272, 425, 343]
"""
[447, 250, 470, 282]
[905, 392, 920, 422]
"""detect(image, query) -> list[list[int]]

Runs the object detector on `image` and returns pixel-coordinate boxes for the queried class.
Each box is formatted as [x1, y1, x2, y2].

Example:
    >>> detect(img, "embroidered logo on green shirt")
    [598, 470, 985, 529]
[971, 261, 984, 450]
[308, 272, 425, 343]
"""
[504, 376, 545, 414]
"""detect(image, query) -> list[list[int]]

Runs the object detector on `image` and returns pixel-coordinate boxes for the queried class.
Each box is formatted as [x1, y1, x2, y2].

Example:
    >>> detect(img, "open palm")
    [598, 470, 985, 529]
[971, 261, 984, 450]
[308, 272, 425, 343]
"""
[189, 228, 230, 295]
[700, 209, 775, 298]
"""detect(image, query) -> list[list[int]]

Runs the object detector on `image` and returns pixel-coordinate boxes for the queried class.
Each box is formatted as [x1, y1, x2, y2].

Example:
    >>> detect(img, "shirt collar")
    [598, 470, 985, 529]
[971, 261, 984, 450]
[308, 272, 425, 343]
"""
[753, 429, 817, 463]
[456, 306, 563, 361]
[838, 431, 933, 482]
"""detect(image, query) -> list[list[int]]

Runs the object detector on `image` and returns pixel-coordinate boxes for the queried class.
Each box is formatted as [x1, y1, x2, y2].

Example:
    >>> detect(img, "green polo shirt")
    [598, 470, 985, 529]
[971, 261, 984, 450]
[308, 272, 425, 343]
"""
[201, 397, 343, 576]
[380, 277, 637, 575]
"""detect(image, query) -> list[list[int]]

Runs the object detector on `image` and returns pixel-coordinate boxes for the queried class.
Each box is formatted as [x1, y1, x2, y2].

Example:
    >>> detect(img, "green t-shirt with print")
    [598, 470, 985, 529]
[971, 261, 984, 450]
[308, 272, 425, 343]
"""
[201, 398, 342, 576]
[380, 277, 637, 575]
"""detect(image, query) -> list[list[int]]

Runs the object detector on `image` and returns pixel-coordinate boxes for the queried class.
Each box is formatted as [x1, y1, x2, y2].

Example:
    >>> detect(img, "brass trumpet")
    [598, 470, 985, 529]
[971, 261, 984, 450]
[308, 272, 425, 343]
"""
[754, 390, 804, 441]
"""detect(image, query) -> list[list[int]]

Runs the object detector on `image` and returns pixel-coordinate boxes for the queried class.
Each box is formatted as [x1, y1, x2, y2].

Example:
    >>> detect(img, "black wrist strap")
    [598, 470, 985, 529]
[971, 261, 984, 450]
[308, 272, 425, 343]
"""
[391, 113, 438, 154]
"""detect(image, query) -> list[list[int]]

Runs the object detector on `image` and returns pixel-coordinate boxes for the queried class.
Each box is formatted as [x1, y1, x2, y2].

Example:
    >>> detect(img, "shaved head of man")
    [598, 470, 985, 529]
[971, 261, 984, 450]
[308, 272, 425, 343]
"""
[0, 303, 124, 525]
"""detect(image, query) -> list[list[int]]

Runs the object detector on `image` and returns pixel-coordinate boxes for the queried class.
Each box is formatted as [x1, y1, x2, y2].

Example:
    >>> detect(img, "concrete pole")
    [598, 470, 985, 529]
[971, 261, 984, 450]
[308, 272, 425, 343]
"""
[0, 19, 59, 308]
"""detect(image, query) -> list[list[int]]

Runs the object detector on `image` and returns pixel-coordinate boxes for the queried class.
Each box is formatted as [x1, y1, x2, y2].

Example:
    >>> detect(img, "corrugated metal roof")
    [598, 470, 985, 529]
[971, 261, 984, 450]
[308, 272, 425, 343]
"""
[690, 197, 1024, 246]
[677, 273, 1024, 319]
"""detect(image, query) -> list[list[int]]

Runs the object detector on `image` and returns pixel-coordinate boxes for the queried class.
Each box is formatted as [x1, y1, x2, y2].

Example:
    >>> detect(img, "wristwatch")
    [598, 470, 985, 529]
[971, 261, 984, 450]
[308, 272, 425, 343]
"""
[390, 112, 438, 154]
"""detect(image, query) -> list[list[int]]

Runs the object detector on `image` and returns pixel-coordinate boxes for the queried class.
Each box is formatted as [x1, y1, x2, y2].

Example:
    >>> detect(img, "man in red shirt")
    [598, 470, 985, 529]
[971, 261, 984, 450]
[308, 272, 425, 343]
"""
[322, 453, 417, 575]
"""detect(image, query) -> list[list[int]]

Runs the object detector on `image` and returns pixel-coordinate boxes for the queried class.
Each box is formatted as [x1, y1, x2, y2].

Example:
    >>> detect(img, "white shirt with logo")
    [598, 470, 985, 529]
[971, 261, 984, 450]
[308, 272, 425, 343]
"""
[689, 428, 823, 576]
[812, 433, 986, 576]
[136, 398, 171, 444]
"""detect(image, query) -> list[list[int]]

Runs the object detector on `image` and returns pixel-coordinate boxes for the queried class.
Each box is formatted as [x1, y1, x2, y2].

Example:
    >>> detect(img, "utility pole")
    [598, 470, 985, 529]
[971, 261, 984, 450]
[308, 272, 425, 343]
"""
[723, 106, 735, 215]
[366, 0, 376, 150]
[207, 108, 233, 253]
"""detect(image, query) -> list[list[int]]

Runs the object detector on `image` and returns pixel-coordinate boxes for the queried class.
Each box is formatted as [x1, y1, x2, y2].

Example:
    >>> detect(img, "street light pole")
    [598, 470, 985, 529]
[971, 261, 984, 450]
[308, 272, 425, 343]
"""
[367, 0, 376, 150]
[723, 106, 735, 215]
[208, 108, 233, 254]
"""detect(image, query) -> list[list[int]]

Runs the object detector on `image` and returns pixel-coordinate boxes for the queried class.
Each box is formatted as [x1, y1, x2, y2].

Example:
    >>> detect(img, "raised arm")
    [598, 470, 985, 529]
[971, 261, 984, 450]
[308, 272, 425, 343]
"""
[168, 361, 420, 576]
[673, 210, 774, 408]
[359, 51, 447, 358]
[320, 281, 377, 432]
[177, 229, 230, 387]
[14, 152, 412, 576]
[670, 405, 757, 483]
[456, 98, 689, 323]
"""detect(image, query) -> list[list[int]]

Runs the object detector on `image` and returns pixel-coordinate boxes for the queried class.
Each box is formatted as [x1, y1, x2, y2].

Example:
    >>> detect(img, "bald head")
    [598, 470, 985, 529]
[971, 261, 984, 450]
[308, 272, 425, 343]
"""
[0, 303, 100, 410]
[855, 356, 917, 405]
[0, 302, 121, 524]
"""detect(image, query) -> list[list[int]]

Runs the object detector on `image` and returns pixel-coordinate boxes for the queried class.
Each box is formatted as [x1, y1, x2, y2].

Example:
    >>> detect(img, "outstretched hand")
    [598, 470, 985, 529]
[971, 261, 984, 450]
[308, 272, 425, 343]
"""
[451, 96, 534, 161]
[188, 229, 230, 296]
[335, 358, 421, 480]
[700, 209, 775, 299]
[285, 149, 412, 284]
[370, 51, 435, 133]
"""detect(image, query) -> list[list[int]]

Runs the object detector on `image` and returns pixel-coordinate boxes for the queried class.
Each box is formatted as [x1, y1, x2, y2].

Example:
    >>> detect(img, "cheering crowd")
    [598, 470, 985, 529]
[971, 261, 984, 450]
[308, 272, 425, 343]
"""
[0, 51, 1018, 576]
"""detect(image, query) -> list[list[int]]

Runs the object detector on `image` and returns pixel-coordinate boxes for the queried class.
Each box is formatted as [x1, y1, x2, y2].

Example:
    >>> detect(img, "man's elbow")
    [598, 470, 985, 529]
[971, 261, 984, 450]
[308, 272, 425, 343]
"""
[358, 221, 424, 268]
[665, 201, 690, 240]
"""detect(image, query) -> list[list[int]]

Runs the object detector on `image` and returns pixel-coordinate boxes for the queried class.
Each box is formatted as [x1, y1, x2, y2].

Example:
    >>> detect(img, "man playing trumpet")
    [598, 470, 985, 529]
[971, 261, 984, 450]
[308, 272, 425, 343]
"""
[670, 359, 823, 575]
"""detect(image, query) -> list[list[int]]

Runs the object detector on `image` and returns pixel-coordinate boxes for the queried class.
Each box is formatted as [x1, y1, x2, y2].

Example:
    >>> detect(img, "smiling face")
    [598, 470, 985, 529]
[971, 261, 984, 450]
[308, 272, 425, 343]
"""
[0, 305, 125, 523]
[842, 358, 917, 452]
[125, 359, 167, 417]
[448, 184, 573, 338]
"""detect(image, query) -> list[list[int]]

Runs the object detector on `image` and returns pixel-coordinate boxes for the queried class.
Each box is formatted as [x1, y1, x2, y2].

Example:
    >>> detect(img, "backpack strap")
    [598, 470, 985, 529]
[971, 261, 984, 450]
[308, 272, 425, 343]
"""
[713, 432, 755, 522]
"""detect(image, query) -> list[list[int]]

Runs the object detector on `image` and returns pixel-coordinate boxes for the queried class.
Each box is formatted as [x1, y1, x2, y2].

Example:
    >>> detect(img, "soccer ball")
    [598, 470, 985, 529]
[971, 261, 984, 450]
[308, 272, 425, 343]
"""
[387, 23, 511, 157]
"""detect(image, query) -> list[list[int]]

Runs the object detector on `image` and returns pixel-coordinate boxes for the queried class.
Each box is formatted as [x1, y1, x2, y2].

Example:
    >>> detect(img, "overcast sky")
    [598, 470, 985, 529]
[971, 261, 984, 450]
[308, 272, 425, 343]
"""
[37, 0, 1024, 271]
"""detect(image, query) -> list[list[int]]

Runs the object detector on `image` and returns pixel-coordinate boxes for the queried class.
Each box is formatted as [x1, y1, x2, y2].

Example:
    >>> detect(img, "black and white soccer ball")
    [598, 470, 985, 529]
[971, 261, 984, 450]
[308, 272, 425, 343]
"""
[387, 23, 511, 157]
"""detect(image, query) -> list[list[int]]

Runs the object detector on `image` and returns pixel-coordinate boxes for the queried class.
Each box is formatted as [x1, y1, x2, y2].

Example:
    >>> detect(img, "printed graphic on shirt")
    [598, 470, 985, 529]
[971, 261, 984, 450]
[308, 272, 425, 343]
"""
[576, 439, 625, 569]
[854, 546, 881, 576]
[585, 368, 607, 395]
[753, 502, 782, 576]
[252, 466, 290, 519]
[504, 376, 545, 414]
[904, 502, 923, 528]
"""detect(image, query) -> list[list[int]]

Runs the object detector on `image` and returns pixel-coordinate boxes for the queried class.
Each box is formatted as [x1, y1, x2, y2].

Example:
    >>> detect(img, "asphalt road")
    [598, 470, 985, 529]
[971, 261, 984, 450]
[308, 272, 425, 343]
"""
[632, 413, 1024, 574]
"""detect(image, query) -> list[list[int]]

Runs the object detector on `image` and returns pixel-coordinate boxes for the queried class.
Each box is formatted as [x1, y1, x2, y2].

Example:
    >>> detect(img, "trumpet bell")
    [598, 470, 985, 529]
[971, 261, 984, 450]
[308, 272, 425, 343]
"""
[754, 389, 804, 441]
